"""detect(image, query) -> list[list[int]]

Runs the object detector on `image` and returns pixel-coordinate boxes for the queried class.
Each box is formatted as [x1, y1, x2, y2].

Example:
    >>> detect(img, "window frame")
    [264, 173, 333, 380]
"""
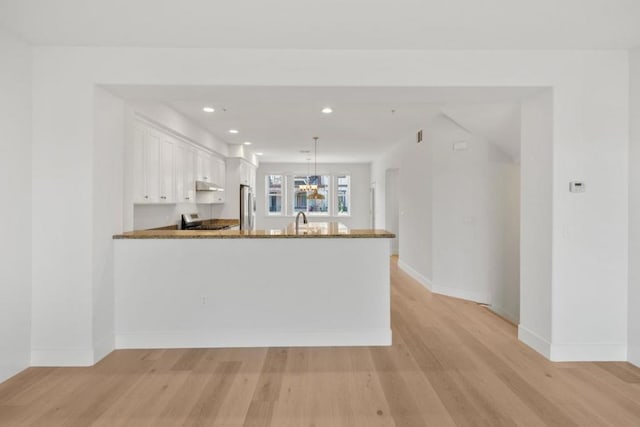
[290, 174, 331, 216]
[335, 174, 351, 217]
[265, 174, 285, 216]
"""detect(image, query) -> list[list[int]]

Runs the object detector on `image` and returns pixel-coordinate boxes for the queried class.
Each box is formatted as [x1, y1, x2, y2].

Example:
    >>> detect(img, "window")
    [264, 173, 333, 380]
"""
[292, 175, 330, 215]
[336, 175, 351, 216]
[266, 175, 283, 215]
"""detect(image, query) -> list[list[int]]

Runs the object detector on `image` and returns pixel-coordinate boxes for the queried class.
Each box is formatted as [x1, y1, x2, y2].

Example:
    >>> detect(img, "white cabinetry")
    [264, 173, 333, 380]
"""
[196, 150, 212, 182]
[133, 125, 175, 204]
[132, 120, 226, 205]
[175, 145, 196, 203]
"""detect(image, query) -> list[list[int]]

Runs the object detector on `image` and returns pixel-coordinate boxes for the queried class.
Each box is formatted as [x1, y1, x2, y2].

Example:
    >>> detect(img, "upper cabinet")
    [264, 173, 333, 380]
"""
[175, 144, 196, 203]
[133, 125, 175, 204]
[133, 119, 226, 205]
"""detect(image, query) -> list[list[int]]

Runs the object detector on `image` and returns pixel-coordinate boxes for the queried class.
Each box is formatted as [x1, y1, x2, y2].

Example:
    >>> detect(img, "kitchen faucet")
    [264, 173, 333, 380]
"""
[295, 211, 308, 233]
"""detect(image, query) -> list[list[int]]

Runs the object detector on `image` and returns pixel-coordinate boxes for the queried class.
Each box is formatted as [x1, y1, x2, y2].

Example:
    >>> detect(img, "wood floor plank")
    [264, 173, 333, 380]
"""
[1, 257, 639, 426]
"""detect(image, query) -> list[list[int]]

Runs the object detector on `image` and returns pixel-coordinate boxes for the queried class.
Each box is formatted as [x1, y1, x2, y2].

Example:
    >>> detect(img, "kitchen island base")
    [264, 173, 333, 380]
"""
[114, 237, 391, 348]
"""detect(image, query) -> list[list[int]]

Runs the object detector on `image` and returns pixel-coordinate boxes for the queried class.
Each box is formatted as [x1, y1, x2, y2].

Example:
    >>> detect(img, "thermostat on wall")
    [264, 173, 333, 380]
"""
[569, 181, 586, 193]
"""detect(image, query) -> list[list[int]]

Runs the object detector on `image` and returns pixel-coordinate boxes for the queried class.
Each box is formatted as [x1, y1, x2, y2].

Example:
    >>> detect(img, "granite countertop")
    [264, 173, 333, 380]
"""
[113, 222, 395, 239]
[148, 218, 240, 231]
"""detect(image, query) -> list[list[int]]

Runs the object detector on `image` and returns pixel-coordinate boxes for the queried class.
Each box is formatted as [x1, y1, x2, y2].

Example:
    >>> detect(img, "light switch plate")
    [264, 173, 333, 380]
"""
[569, 181, 586, 193]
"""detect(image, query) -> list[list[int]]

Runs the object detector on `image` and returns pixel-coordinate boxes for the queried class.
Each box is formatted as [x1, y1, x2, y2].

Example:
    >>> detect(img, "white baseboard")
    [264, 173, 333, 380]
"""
[431, 284, 490, 304]
[488, 304, 519, 324]
[397, 259, 490, 304]
[115, 328, 392, 349]
[518, 325, 551, 359]
[549, 342, 627, 362]
[629, 345, 640, 367]
[93, 336, 115, 364]
[519, 326, 628, 362]
[0, 363, 29, 385]
[31, 348, 95, 367]
[397, 259, 432, 290]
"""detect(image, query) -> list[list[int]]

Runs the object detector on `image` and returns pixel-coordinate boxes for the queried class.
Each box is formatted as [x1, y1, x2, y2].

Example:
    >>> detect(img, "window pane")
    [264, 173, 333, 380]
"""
[337, 175, 350, 215]
[293, 175, 329, 215]
[266, 175, 283, 215]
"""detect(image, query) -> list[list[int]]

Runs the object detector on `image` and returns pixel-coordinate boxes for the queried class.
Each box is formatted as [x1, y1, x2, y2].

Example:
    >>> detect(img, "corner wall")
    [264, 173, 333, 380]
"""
[370, 131, 433, 286]
[92, 87, 125, 362]
[518, 90, 553, 357]
[629, 47, 640, 367]
[0, 28, 32, 383]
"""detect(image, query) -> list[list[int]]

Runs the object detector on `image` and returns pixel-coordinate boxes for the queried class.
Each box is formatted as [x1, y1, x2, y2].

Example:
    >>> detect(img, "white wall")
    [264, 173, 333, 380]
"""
[0, 29, 32, 383]
[255, 163, 371, 230]
[518, 90, 554, 357]
[92, 87, 124, 362]
[488, 145, 521, 324]
[133, 203, 223, 230]
[629, 47, 640, 367]
[371, 131, 433, 286]
[432, 118, 493, 303]
[373, 114, 520, 316]
[29, 47, 629, 365]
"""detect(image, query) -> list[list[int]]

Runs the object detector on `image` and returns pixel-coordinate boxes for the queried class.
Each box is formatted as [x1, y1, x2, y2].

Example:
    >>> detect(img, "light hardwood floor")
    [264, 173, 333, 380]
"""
[1, 257, 640, 426]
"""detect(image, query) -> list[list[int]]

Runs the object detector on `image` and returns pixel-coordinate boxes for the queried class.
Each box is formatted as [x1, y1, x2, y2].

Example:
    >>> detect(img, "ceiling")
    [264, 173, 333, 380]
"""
[1, 0, 640, 49]
[107, 86, 541, 163]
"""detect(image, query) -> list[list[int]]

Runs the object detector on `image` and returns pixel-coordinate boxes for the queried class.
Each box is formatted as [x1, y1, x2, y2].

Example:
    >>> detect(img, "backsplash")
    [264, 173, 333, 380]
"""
[133, 203, 224, 230]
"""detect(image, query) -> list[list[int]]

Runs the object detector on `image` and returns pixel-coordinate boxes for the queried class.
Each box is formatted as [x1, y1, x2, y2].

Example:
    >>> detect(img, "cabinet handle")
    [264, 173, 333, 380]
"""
[185, 197, 190, 200]
[161, 196, 167, 200]
[203, 176, 208, 180]
[144, 195, 149, 199]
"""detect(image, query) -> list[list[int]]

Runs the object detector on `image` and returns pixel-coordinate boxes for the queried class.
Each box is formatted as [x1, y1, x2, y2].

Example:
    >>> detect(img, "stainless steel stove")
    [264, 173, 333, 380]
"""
[181, 213, 232, 231]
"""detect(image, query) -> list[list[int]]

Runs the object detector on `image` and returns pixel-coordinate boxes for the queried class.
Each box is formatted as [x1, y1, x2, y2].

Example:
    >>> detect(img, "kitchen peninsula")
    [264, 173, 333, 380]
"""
[113, 222, 394, 349]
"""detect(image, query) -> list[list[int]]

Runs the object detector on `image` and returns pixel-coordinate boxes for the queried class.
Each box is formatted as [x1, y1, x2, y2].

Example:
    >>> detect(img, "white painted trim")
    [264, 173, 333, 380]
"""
[549, 342, 627, 362]
[0, 364, 29, 385]
[31, 348, 95, 367]
[488, 304, 518, 325]
[397, 259, 491, 304]
[518, 325, 551, 359]
[116, 328, 392, 349]
[397, 259, 433, 291]
[431, 284, 490, 304]
[93, 336, 115, 364]
[630, 356, 640, 368]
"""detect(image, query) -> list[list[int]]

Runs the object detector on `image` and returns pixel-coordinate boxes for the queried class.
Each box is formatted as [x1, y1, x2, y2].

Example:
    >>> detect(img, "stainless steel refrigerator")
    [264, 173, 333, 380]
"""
[239, 184, 255, 231]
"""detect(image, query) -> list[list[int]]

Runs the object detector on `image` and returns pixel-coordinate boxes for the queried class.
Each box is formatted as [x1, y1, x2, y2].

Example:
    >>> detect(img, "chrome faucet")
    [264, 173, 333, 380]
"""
[295, 211, 308, 233]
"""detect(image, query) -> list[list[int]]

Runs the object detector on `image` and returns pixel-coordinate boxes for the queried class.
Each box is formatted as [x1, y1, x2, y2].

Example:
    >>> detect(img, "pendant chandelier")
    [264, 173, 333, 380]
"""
[307, 136, 325, 200]
[299, 156, 316, 192]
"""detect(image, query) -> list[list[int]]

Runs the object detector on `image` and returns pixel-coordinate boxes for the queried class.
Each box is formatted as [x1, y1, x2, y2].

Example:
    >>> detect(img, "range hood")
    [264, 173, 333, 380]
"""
[195, 180, 225, 192]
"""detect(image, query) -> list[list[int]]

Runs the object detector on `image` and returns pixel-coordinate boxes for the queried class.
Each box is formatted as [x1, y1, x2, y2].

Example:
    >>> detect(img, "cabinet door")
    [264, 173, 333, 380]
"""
[211, 157, 226, 187]
[143, 129, 161, 203]
[175, 145, 195, 203]
[133, 126, 147, 203]
[158, 137, 175, 203]
[196, 150, 212, 182]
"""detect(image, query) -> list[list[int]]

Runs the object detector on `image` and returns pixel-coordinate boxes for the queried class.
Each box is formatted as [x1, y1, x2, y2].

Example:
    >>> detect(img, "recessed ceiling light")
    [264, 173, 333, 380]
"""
[228, 129, 239, 134]
[321, 107, 333, 114]
[255, 152, 263, 156]
[202, 106, 215, 113]
[243, 141, 252, 145]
